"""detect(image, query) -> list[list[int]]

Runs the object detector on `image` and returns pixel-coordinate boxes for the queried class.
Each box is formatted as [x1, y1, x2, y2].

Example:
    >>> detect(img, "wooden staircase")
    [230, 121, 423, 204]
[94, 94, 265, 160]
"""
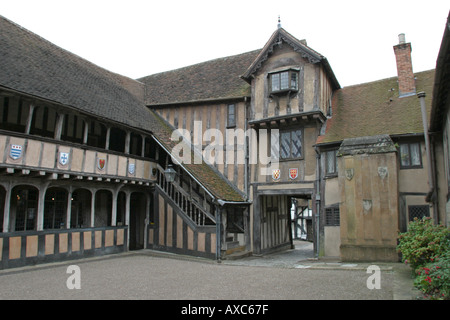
[155, 165, 216, 227]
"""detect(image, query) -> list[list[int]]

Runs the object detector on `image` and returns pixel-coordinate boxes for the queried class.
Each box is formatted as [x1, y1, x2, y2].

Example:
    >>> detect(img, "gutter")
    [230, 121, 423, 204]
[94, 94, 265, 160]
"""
[147, 96, 250, 109]
[217, 199, 252, 206]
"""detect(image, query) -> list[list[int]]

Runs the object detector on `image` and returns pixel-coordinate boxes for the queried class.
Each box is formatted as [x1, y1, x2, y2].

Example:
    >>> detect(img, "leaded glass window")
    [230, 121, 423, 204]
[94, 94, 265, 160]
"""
[280, 129, 303, 159]
[326, 150, 338, 175]
[270, 70, 299, 93]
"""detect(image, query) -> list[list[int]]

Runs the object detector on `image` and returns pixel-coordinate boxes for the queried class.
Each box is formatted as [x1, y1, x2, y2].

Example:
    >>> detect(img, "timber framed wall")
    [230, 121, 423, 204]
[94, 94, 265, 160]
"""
[147, 189, 217, 259]
[0, 226, 127, 269]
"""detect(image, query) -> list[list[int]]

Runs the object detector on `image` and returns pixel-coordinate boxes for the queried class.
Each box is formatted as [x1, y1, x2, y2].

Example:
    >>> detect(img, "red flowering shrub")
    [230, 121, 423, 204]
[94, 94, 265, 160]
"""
[397, 217, 449, 271]
[397, 217, 450, 299]
[414, 251, 450, 300]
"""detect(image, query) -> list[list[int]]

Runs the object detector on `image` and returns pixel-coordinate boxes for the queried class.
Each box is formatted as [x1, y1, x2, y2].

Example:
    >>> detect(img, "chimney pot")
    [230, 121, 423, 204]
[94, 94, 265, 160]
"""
[398, 33, 406, 44]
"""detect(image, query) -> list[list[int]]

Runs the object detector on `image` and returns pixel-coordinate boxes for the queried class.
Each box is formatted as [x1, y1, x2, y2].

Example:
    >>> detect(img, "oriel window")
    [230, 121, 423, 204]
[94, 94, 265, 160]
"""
[270, 70, 298, 94]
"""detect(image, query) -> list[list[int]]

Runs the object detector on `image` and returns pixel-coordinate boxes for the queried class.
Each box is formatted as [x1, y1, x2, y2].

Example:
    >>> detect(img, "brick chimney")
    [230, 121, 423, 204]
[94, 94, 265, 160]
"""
[393, 33, 416, 97]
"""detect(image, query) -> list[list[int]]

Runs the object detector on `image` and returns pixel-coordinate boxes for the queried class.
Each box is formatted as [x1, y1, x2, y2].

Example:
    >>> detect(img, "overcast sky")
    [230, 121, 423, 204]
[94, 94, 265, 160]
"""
[1, 0, 449, 87]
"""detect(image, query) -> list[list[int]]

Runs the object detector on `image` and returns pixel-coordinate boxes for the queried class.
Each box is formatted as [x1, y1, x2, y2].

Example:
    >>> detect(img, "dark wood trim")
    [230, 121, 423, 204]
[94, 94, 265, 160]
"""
[0, 226, 128, 270]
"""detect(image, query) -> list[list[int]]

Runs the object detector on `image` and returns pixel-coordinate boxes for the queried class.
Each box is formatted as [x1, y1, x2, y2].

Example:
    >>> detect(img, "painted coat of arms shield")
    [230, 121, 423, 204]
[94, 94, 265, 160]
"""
[345, 168, 354, 181]
[9, 144, 22, 160]
[59, 152, 69, 166]
[97, 158, 106, 170]
[289, 168, 298, 180]
[128, 163, 136, 175]
[272, 169, 280, 181]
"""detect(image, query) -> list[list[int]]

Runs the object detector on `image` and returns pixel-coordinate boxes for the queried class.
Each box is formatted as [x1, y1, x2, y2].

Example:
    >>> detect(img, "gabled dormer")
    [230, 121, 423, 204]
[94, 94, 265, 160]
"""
[241, 27, 340, 124]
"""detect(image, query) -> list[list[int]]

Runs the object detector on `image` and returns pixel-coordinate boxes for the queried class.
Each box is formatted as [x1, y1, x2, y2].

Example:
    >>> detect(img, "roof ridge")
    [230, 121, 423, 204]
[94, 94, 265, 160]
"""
[138, 49, 261, 80]
[0, 15, 142, 87]
[340, 69, 436, 89]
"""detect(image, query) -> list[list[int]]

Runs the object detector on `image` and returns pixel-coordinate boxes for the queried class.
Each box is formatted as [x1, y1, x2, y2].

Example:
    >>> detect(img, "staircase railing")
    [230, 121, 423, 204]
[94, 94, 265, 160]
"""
[155, 165, 216, 226]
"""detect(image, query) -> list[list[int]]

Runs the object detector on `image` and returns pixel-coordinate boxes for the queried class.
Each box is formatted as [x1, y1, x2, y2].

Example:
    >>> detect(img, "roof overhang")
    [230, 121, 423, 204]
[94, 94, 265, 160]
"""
[249, 110, 327, 128]
[430, 12, 450, 132]
[240, 28, 340, 90]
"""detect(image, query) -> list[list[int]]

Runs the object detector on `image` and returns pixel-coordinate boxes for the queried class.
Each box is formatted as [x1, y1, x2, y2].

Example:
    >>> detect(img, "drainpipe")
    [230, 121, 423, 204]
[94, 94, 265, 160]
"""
[418, 92, 438, 222]
[244, 96, 250, 199]
[314, 146, 321, 259]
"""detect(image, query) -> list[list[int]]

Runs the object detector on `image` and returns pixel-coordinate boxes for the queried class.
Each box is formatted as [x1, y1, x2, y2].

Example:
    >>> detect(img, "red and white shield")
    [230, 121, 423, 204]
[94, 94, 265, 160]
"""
[272, 169, 280, 181]
[289, 168, 298, 180]
[97, 158, 106, 170]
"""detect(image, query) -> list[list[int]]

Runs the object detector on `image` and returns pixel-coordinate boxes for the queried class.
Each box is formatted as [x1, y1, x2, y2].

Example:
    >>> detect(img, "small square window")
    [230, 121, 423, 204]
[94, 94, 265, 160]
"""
[325, 207, 340, 226]
[408, 205, 430, 222]
[399, 142, 422, 168]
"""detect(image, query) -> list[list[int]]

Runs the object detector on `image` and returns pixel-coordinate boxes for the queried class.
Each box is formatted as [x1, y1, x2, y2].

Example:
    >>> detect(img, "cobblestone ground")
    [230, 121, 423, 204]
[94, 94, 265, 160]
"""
[0, 252, 395, 300]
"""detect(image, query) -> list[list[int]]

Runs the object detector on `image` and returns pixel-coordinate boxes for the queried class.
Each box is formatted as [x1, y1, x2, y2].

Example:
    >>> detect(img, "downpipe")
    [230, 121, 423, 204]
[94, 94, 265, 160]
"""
[314, 146, 321, 259]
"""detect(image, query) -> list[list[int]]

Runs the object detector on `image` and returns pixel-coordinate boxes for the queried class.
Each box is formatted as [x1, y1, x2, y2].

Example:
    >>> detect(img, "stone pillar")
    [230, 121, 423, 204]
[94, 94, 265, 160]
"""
[337, 135, 399, 262]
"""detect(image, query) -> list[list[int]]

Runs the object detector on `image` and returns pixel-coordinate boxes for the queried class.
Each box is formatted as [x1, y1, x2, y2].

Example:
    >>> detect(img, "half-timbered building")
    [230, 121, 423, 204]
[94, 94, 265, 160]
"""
[0, 14, 448, 269]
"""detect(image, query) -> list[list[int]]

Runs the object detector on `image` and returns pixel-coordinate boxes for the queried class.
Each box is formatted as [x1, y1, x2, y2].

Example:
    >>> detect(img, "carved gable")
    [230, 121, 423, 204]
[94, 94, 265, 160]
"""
[244, 28, 339, 122]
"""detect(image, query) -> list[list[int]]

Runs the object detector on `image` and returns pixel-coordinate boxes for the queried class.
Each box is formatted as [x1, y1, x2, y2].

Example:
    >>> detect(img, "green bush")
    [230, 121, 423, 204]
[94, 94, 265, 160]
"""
[397, 217, 449, 271]
[397, 217, 450, 300]
[414, 251, 450, 300]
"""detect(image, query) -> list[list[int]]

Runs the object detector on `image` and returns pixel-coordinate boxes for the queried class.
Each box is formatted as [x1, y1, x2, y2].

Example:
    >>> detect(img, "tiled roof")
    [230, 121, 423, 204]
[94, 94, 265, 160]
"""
[317, 69, 435, 145]
[150, 113, 247, 202]
[0, 15, 153, 131]
[138, 50, 260, 106]
[0, 15, 246, 202]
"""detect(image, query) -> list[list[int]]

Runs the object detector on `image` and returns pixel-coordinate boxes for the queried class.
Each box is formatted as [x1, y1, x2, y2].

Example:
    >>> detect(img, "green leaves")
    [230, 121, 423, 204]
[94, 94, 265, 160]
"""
[397, 217, 450, 299]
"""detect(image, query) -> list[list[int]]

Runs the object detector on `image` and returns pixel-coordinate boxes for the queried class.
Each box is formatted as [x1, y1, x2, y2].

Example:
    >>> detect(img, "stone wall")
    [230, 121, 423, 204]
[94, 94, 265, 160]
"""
[338, 135, 400, 261]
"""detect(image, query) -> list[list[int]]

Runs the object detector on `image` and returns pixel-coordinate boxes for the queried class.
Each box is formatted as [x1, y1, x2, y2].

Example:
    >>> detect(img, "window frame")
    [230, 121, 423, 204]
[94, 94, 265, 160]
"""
[279, 128, 303, 160]
[408, 205, 430, 222]
[61, 113, 85, 144]
[399, 141, 423, 169]
[269, 69, 299, 94]
[325, 149, 338, 177]
[0, 97, 29, 133]
[325, 206, 340, 226]
[29, 105, 58, 139]
[227, 104, 236, 128]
